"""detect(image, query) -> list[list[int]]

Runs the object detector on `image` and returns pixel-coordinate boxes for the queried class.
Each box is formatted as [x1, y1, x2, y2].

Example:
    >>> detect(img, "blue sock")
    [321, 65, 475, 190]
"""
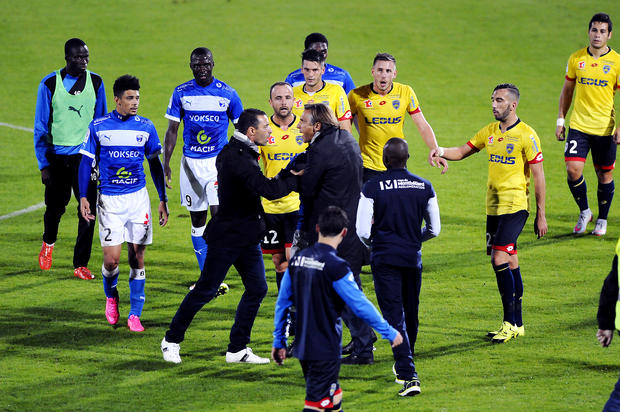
[493, 263, 515, 325]
[102, 265, 119, 299]
[191, 225, 207, 271]
[568, 176, 589, 211]
[597, 181, 615, 220]
[512, 266, 523, 326]
[128, 268, 145, 317]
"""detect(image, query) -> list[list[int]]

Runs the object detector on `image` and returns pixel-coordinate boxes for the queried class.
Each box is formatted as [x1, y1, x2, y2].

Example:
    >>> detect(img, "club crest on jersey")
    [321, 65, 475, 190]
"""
[136, 134, 145, 143]
[604, 65, 611, 74]
[392, 100, 400, 109]
[578, 61, 586, 69]
[364, 100, 373, 108]
[488, 135, 494, 144]
[506, 143, 514, 154]
[218, 99, 228, 108]
[296, 135, 304, 145]
[216, 82, 222, 88]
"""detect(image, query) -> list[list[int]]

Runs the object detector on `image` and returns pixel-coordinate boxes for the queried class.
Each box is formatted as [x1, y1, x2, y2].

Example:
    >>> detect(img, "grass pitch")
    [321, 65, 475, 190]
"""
[1, 0, 620, 410]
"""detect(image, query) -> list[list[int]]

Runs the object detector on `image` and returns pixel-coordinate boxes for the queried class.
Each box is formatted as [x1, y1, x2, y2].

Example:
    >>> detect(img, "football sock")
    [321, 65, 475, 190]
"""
[191, 225, 207, 271]
[493, 263, 515, 325]
[128, 268, 146, 317]
[512, 266, 523, 327]
[101, 265, 119, 299]
[275, 271, 284, 290]
[597, 181, 614, 220]
[568, 176, 589, 211]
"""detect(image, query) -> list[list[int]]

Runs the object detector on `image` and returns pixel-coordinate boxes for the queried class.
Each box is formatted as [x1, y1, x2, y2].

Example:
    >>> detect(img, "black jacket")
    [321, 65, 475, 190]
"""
[598, 255, 619, 330]
[298, 126, 364, 266]
[205, 136, 296, 248]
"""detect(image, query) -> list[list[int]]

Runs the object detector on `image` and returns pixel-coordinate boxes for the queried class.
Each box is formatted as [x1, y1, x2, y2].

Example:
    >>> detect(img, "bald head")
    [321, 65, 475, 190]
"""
[382, 138, 409, 169]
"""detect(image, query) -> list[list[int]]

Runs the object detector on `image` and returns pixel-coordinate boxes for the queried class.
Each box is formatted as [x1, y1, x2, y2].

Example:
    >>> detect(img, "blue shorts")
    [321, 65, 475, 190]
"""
[486, 210, 528, 256]
[564, 128, 616, 170]
[300, 359, 341, 409]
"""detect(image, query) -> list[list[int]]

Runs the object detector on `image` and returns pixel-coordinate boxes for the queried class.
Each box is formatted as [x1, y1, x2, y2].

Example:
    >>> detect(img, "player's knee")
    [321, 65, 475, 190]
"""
[491, 253, 509, 267]
[566, 164, 583, 180]
[595, 168, 613, 184]
[103, 259, 119, 272]
[190, 210, 208, 227]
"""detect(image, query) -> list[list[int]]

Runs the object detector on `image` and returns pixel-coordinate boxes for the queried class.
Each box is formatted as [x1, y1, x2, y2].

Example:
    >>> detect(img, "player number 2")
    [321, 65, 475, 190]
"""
[103, 228, 112, 242]
[566, 140, 578, 154]
[264, 230, 278, 244]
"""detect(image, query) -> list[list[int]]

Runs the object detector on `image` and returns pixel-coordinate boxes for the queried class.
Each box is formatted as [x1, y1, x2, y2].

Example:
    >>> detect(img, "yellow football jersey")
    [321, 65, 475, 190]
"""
[348, 82, 420, 171]
[468, 120, 543, 215]
[566, 47, 620, 136]
[259, 115, 307, 214]
[292, 82, 352, 122]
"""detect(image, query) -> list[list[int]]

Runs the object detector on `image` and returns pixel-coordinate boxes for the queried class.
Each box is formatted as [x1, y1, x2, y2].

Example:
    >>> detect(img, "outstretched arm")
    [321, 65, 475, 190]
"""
[410, 111, 448, 172]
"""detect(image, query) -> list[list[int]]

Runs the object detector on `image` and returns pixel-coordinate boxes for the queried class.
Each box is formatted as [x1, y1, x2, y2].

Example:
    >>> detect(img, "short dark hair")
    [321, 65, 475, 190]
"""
[113, 75, 140, 98]
[269, 81, 292, 98]
[65, 38, 86, 56]
[190, 47, 212, 60]
[590, 13, 613, 32]
[304, 33, 328, 49]
[301, 48, 325, 65]
[493, 83, 520, 102]
[318, 206, 348, 237]
[373, 53, 396, 66]
[236, 108, 266, 135]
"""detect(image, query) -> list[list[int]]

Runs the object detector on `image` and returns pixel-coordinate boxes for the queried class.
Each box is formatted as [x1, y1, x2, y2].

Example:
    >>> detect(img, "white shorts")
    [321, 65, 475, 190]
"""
[98, 187, 153, 247]
[179, 156, 219, 212]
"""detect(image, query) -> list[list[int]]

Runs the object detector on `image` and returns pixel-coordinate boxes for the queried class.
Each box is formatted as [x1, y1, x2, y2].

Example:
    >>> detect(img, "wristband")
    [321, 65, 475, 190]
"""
[436, 147, 445, 157]
[556, 118, 565, 127]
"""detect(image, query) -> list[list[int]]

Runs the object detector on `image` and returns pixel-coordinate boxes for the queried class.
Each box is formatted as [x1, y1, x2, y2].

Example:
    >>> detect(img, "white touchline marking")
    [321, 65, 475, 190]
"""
[0, 122, 34, 133]
[0, 202, 45, 221]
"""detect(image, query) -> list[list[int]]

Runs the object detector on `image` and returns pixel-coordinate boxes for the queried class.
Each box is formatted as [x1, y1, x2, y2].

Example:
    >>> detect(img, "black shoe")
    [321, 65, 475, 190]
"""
[341, 354, 374, 365]
[399, 378, 421, 396]
[342, 340, 355, 356]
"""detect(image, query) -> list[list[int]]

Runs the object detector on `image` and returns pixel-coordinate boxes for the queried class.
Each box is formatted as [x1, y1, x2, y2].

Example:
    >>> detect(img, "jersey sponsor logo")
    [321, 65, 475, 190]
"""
[392, 100, 400, 109]
[488, 136, 494, 144]
[578, 77, 608, 87]
[108, 150, 141, 159]
[363, 116, 402, 125]
[489, 154, 516, 164]
[188, 114, 220, 122]
[294, 99, 304, 108]
[266, 152, 298, 161]
[506, 143, 514, 154]
[592, 63, 598, 67]
[197, 130, 211, 145]
[282, 134, 289, 140]
[498, 137, 504, 142]
[291, 255, 325, 271]
[380, 100, 386, 105]
[379, 179, 425, 190]
[68, 105, 84, 117]
[578, 61, 586, 69]
[190, 145, 216, 153]
[604, 65, 611, 74]
[111, 167, 138, 185]
[364, 100, 373, 108]
[533, 152, 543, 162]
[320, 399, 330, 408]
[268, 135, 275, 145]
[296, 135, 304, 145]
[216, 82, 222, 88]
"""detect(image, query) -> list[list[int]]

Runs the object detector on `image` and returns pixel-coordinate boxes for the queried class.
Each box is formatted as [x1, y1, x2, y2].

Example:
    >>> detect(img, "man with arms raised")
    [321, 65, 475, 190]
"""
[556, 13, 620, 236]
[432, 84, 547, 343]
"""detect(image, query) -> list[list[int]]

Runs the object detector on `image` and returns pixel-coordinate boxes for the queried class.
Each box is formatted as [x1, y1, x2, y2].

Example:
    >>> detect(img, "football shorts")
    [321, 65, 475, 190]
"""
[261, 211, 299, 254]
[180, 156, 219, 211]
[300, 359, 341, 410]
[98, 187, 152, 246]
[564, 128, 616, 170]
[486, 210, 528, 256]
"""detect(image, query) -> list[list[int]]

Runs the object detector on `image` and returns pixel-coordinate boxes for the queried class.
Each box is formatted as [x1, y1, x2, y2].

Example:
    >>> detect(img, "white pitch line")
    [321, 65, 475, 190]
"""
[0, 202, 45, 221]
[0, 122, 34, 133]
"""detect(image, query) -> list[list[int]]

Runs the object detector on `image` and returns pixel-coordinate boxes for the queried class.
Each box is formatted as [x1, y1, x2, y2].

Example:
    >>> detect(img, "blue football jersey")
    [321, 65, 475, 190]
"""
[80, 111, 162, 196]
[165, 78, 243, 159]
[285, 63, 356, 94]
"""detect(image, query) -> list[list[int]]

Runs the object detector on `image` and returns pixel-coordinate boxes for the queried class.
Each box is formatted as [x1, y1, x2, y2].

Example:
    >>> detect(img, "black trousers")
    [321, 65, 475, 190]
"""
[371, 261, 421, 380]
[43, 153, 97, 268]
[165, 243, 268, 353]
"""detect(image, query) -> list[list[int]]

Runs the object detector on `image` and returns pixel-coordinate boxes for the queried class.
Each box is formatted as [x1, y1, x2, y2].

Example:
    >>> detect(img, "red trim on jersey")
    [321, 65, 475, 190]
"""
[565, 75, 576, 81]
[261, 247, 284, 255]
[594, 162, 616, 170]
[284, 242, 293, 248]
[564, 156, 586, 163]
[466, 141, 480, 152]
[305, 397, 333, 409]
[528, 152, 544, 164]
[492, 244, 518, 255]
[408, 107, 421, 115]
[338, 110, 352, 121]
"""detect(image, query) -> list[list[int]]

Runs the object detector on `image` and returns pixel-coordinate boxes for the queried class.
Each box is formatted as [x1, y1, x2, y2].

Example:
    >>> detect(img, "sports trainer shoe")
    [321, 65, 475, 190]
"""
[74, 267, 95, 280]
[487, 323, 525, 338]
[399, 377, 421, 396]
[39, 242, 54, 270]
[491, 321, 519, 343]
[392, 363, 405, 385]
[161, 338, 181, 364]
[593, 219, 608, 236]
[105, 297, 119, 325]
[225, 347, 270, 364]
[573, 209, 592, 234]
[188, 282, 229, 296]
[127, 315, 145, 332]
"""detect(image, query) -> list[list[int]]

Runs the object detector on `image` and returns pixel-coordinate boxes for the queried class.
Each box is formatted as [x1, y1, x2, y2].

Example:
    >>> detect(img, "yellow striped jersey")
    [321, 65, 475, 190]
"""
[292, 82, 352, 122]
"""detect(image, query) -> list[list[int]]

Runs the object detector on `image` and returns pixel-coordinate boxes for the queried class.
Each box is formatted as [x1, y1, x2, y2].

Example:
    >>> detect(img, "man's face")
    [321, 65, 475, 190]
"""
[270, 84, 294, 119]
[589, 21, 612, 50]
[371, 60, 397, 93]
[297, 110, 317, 142]
[491, 89, 514, 122]
[301, 60, 325, 88]
[251, 115, 273, 146]
[190, 53, 214, 86]
[308, 41, 328, 60]
[65, 45, 89, 74]
[115, 90, 140, 116]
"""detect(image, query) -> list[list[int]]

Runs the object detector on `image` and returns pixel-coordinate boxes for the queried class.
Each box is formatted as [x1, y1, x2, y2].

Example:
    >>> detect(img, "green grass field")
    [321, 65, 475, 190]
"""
[2, 0, 620, 410]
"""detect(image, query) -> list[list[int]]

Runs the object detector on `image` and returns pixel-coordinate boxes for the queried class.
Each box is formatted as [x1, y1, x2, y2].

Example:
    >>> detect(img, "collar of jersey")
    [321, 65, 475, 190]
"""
[112, 110, 133, 122]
